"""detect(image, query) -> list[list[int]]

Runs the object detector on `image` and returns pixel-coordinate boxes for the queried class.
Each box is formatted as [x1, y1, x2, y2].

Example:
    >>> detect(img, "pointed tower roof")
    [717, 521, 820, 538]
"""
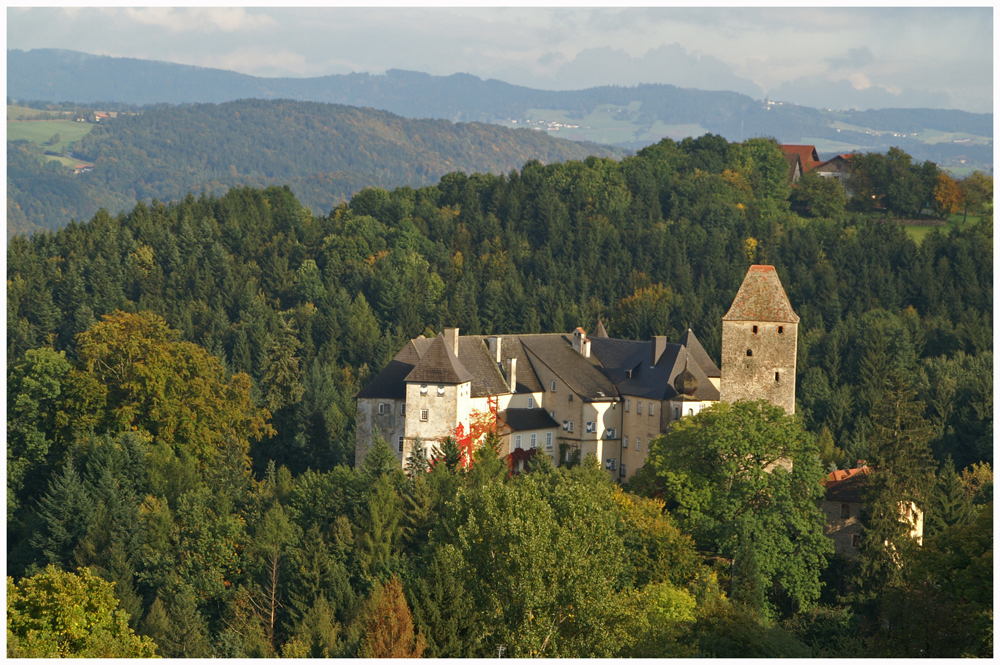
[404, 334, 475, 384]
[595, 320, 609, 338]
[723, 265, 800, 323]
[678, 328, 721, 379]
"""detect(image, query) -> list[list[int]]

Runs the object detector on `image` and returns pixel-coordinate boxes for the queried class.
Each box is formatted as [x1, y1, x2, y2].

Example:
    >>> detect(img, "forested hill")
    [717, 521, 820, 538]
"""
[7, 136, 992, 656]
[6, 99, 621, 238]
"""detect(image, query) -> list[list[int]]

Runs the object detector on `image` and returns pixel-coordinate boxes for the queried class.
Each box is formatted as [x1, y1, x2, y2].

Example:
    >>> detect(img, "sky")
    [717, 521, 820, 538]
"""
[6, 6, 995, 114]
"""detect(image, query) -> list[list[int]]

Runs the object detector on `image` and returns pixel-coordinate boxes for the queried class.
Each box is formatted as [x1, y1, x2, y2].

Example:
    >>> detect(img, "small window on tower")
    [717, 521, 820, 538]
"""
[778, 326, 784, 334]
[752, 325, 758, 334]
[775, 372, 780, 382]
[746, 349, 753, 357]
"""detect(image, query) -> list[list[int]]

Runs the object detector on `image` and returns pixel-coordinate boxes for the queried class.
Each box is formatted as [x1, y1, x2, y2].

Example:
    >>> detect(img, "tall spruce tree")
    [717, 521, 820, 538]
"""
[856, 368, 935, 603]
[925, 456, 974, 538]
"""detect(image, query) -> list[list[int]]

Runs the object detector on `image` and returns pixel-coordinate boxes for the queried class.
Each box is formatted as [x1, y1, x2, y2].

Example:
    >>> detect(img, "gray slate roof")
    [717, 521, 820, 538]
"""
[679, 328, 721, 379]
[405, 334, 475, 385]
[502, 408, 559, 432]
[520, 334, 618, 402]
[357, 327, 721, 404]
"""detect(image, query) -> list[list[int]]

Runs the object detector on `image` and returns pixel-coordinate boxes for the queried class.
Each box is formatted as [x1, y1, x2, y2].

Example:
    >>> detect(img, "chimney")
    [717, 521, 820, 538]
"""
[487, 336, 501, 363]
[582, 337, 591, 358]
[444, 327, 459, 357]
[505, 357, 517, 393]
[572, 327, 588, 356]
[651, 336, 667, 368]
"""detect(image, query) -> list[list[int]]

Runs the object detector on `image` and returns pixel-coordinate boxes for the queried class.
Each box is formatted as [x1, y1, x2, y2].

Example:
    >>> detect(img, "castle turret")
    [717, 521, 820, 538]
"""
[720, 265, 798, 414]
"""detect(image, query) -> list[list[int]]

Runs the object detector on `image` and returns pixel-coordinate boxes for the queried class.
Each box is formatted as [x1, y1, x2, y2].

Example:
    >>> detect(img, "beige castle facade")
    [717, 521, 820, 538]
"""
[356, 264, 800, 480]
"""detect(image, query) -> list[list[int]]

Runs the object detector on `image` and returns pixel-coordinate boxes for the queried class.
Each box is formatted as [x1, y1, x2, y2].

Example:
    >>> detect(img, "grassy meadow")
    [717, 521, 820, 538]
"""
[7, 119, 94, 148]
[903, 212, 985, 244]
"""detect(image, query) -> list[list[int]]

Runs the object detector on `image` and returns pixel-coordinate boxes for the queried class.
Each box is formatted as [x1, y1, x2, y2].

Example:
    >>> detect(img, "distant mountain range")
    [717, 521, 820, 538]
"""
[8, 48, 992, 170]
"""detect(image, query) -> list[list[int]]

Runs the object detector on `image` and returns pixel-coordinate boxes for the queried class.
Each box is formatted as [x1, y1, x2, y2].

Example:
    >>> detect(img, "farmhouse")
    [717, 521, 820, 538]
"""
[821, 464, 924, 557]
[355, 264, 799, 480]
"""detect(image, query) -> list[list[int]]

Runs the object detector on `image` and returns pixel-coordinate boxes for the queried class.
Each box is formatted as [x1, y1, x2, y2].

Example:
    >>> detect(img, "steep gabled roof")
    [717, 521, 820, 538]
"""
[779, 144, 822, 172]
[589, 337, 679, 401]
[595, 320, 609, 338]
[520, 334, 618, 402]
[356, 340, 422, 399]
[404, 334, 475, 384]
[679, 328, 721, 379]
[498, 336, 545, 394]
[723, 265, 800, 323]
[458, 337, 511, 397]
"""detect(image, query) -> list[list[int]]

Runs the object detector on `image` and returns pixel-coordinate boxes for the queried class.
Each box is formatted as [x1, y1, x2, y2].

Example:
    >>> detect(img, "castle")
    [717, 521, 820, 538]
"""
[355, 265, 799, 480]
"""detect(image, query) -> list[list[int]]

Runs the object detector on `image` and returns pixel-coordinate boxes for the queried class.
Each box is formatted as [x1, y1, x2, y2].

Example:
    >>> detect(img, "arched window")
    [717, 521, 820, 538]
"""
[746, 349, 753, 357]
[775, 371, 780, 381]
[674, 407, 679, 419]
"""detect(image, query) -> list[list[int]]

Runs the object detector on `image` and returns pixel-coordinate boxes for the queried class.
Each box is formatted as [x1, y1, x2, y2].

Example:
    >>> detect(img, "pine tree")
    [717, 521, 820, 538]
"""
[407, 545, 480, 657]
[856, 368, 935, 602]
[404, 436, 429, 477]
[466, 430, 507, 488]
[355, 474, 403, 581]
[925, 456, 974, 538]
[32, 459, 95, 568]
[437, 436, 464, 473]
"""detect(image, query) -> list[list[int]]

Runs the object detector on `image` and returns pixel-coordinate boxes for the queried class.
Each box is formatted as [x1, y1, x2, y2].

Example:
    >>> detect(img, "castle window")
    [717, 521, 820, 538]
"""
[623, 436, 628, 449]
[569, 394, 573, 402]
[420, 384, 428, 396]
[649, 403, 655, 416]
[437, 385, 445, 397]
[775, 372, 780, 382]
[841, 504, 851, 519]
[620, 464, 626, 478]
[569, 421, 574, 432]
[378, 403, 386, 415]
[420, 409, 428, 421]
[401, 403, 406, 415]
[528, 396, 534, 409]
[546, 432, 553, 449]
[636, 438, 641, 451]
[515, 434, 522, 449]
[625, 399, 630, 412]
[778, 326, 784, 334]
[852, 534, 862, 548]
[674, 407, 680, 419]
[530, 433, 537, 449]
[746, 349, 753, 357]
[688, 408, 694, 416]
[752, 325, 758, 334]
[637, 402, 642, 415]
[398, 436, 404, 453]
[551, 381, 557, 392]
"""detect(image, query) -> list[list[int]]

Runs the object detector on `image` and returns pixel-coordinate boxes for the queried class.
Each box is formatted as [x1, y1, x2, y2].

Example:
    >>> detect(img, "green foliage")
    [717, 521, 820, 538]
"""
[7, 565, 157, 658]
[791, 169, 847, 218]
[647, 401, 831, 617]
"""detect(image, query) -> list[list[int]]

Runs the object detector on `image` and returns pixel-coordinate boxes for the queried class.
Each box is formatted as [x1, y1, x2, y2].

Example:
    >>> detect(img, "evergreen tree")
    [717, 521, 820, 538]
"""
[404, 436, 429, 477]
[856, 369, 936, 603]
[406, 544, 480, 657]
[925, 456, 974, 538]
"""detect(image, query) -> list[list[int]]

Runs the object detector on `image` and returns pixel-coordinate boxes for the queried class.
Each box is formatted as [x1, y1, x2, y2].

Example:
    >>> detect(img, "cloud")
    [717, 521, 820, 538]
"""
[553, 44, 764, 97]
[828, 47, 876, 70]
[116, 8, 275, 33]
[770, 75, 951, 111]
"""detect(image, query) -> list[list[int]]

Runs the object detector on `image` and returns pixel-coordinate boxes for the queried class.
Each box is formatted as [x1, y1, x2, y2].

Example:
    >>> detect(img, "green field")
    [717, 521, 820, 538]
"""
[7, 119, 95, 154]
[6, 105, 75, 121]
[903, 213, 984, 244]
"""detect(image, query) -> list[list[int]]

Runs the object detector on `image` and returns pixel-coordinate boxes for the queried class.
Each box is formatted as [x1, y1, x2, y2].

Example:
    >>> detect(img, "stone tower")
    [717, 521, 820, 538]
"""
[720, 265, 799, 415]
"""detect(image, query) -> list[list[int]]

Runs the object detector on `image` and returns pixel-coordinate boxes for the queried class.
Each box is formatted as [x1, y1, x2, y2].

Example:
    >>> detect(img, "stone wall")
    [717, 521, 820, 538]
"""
[355, 397, 406, 468]
[821, 499, 863, 557]
[720, 320, 797, 415]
